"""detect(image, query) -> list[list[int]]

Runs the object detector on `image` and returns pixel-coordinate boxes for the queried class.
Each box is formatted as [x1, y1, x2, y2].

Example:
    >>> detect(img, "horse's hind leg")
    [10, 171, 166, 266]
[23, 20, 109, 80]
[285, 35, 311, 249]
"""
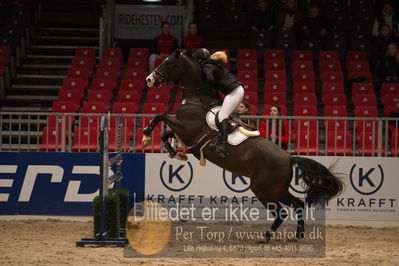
[279, 195, 305, 239]
[162, 130, 177, 158]
[257, 198, 288, 243]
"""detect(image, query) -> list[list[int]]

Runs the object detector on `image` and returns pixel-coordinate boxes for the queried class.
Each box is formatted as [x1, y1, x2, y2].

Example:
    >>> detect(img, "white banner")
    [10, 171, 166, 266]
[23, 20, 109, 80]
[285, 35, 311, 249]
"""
[145, 154, 399, 221]
[115, 4, 185, 41]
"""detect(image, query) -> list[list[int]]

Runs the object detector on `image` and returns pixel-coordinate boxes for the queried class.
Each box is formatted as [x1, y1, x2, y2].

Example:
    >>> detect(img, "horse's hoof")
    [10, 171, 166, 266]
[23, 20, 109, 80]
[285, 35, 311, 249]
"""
[142, 135, 151, 147]
[175, 152, 188, 161]
[259, 231, 272, 244]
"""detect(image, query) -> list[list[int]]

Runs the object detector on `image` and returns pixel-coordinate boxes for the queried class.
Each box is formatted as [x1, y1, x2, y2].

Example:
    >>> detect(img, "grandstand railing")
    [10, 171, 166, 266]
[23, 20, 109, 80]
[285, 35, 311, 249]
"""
[0, 112, 398, 157]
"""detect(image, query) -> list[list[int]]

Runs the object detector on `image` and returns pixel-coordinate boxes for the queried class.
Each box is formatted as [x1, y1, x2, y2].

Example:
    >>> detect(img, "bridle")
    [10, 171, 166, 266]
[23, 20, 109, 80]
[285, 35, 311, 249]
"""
[152, 55, 183, 87]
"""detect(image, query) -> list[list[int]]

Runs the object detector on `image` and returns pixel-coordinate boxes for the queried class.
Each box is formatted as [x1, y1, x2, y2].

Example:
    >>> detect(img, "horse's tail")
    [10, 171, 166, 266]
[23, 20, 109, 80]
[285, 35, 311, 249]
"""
[290, 156, 344, 205]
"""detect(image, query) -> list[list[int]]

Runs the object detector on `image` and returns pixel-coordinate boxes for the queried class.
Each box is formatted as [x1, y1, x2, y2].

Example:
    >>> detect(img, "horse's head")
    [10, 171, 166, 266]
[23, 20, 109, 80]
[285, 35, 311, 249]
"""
[146, 49, 202, 88]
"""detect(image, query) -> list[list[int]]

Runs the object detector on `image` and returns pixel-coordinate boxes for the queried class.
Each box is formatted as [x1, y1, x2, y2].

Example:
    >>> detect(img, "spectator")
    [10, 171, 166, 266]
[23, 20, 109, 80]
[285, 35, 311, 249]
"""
[236, 100, 255, 126]
[296, 5, 327, 44]
[372, 2, 399, 37]
[149, 21, 178, 73]
[276, 0, 303, 32]
[250, 0, 275, 32]
[373, 24, 396, 66]
[259, 105, 291, 150]
[378, 42, 399, 83]
[182, 23, 204, 52]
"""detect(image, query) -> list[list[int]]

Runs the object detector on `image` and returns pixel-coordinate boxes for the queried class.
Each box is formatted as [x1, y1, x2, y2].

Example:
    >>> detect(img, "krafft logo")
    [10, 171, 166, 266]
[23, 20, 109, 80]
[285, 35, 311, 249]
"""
[349, 164, 384, 195]
[289, 166, 306, 194]
[159, 161, 193, 192]
[222, 170, 250, 193]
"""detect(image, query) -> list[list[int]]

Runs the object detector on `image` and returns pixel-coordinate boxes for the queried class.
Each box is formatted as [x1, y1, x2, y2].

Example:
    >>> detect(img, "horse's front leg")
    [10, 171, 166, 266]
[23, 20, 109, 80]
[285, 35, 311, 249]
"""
[161, 130, 188, 161]
[142, 113, 166, 147]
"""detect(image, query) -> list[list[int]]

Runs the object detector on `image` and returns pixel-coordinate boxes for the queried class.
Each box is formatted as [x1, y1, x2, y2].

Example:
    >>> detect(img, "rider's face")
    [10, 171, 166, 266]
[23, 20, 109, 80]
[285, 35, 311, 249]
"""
[270, 107, 279, 116]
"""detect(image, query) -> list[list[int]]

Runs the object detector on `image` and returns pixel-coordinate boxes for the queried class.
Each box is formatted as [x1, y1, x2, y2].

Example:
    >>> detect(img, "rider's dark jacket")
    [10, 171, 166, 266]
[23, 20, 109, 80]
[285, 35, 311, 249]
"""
[201, 59, 241, 95]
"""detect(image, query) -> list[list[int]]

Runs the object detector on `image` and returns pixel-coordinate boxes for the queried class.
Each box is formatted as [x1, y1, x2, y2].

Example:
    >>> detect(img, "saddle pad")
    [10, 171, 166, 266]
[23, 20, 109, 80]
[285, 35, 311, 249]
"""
[206, 106, 249, 146]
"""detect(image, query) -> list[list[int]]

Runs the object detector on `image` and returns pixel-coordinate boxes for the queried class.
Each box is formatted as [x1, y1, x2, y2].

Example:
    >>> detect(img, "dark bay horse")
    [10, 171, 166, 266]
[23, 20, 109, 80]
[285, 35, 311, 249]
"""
[143, 49, 343, 242]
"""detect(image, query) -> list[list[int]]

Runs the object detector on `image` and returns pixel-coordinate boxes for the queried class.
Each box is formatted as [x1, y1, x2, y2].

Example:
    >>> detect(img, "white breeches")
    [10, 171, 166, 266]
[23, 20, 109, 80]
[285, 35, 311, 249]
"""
[218, 85, 244, 121]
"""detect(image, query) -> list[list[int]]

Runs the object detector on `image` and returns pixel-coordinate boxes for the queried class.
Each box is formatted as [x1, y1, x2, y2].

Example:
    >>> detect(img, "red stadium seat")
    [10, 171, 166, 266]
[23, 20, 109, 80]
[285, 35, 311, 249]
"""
[293, 93, 317, 105]
[237, 49, 257, 60]
[291, 50, 312, 61]
[322, 93, 347, 105]
[142, 102, 168, 114]
[135, 127, 161, 153]
[72, 127, 99, 152]
[127, 57, 148, 70]
[354, 105, 378, 117]
[293, 81, 316, 94]
[237, 59, 258, 71]
[129, 48, 149, 59]
[319, 60, 342, 72]
[99, 57, 122, 69]
[67, 67, 92, 80]
[40, 126, 65, 152]
[355, 120, 380, 139]
[292, 70, 315, 82]
[102, 48, 123, 62]
[243, 91, 258, 106]
[321, 82, 345, 96]
[320, 71, 344, 83]
[294, 130, 319, 155]
[119, 79, 145, 91]
[326, 130, 353, 156]
[352, 93, 377, 106]
[95, 67, 120, 80]
[71, 57, 95, 70]
[324, 105, 347, 116]
[237, 70, 258, 81]
[87, 89, 112, 104]
[352, 82, 374, 95]
[264, 70, 287, 82]
[91, 78, 117, 91]
[264, 92, 287, 106]
[264, 81, 287, 93]
[346, 50, 367, 62]
[124, 68, 147, 81]
[146, 90, 170, 104]
[381, 93, 399, 107]
[264, 59, 285, 71]
[75, 47, 96, 58]
[117, 90, 141, 104]
[111, 102, 137, 129]
[80, 102, 109, 127]
[241, 80, 258, 91]
[319, 50, 339, 62]
[52, 100, 80, 113]
[62, 77, 87, 92]
[291, 61, 313, 71]
[264, 49, 285, 60]
[294, 104, 317, 116]
[346, 60, 370, 72]
[57, 89, 83, 106]
[381, 83, 399, 96]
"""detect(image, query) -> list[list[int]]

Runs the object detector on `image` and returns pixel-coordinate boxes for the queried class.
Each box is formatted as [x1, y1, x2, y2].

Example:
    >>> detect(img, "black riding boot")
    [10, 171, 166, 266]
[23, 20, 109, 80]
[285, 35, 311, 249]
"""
[213, 119, 229, 157]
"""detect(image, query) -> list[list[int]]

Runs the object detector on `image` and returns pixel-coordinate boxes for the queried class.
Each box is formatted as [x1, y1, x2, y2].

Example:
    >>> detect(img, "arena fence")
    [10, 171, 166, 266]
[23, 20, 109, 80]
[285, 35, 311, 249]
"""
[0, 112, 398, 157]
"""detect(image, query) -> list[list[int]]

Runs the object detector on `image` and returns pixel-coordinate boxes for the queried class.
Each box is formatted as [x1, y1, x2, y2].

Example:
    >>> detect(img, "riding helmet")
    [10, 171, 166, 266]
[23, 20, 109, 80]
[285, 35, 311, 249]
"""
[194, 48, 210, 62]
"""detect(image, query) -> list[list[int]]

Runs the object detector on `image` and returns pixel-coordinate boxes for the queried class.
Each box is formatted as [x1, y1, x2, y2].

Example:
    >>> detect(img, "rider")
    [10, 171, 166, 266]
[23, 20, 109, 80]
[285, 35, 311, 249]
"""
[194, 48, 245, 157]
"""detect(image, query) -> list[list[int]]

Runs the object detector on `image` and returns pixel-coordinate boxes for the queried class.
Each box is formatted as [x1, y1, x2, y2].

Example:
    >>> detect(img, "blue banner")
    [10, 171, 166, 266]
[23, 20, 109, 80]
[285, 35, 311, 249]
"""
[0, 152, 145, 215]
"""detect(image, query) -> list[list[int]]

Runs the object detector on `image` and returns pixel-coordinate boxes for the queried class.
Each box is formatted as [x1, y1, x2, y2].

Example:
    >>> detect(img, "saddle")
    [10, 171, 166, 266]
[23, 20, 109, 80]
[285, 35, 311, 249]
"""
[214, 111, 258, 133]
